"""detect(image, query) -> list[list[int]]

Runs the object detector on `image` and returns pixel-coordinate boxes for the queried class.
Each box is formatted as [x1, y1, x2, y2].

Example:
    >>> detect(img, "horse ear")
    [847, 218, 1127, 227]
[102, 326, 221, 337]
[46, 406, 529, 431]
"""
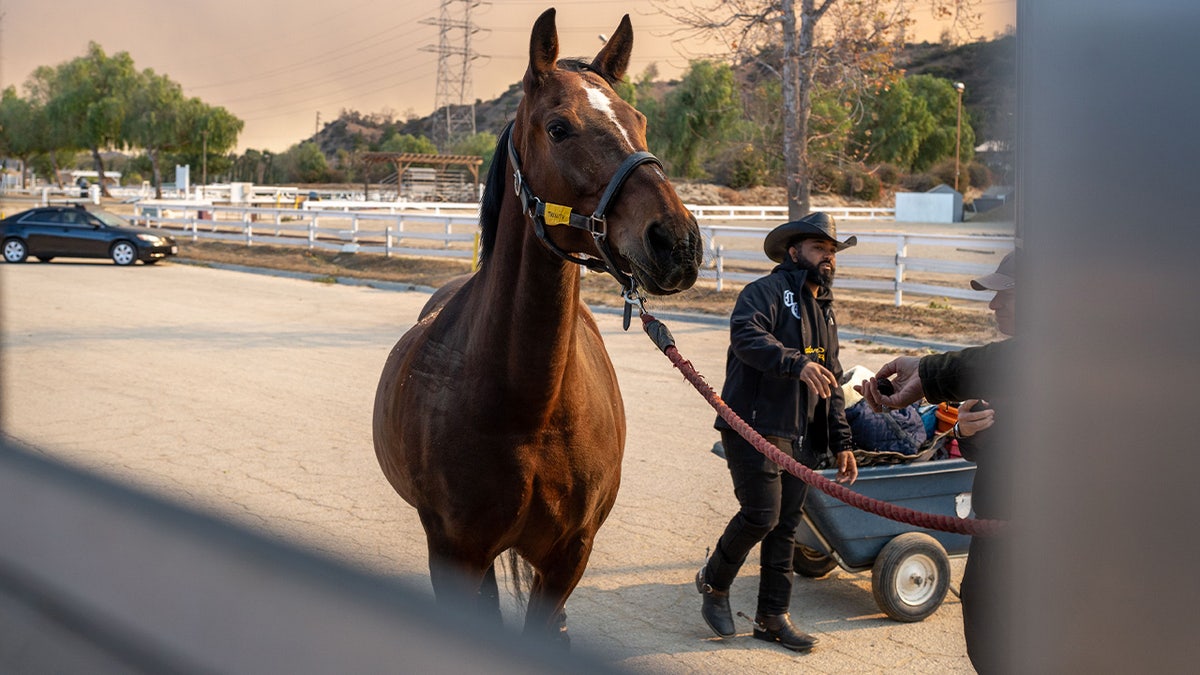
[525, 8, 559, 87]
[591, 14, 632, 83]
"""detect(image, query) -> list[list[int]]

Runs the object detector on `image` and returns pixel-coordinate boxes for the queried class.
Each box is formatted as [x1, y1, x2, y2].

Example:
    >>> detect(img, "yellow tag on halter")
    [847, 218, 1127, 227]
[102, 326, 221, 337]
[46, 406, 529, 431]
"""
[543, 203, 573, 226]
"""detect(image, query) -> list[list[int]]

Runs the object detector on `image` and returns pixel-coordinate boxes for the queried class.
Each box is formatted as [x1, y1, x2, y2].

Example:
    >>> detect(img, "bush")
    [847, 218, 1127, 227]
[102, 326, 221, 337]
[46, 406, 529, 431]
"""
[929, 158, 964, 190]
[714, 143, 770, 189]
[808, 161, 841, 195]
[857, 172, 883, 201]
[841, 166, 882, 201]
[873, 163, 902, 186]
[967, 161, 993, 191]
[806, 162, 884, 202]
[900, 172, 937, 192]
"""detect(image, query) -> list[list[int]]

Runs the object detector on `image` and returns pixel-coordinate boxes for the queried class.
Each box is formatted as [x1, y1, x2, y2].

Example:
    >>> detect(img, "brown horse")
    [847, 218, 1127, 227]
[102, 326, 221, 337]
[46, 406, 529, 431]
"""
[372, 8, 702, 641]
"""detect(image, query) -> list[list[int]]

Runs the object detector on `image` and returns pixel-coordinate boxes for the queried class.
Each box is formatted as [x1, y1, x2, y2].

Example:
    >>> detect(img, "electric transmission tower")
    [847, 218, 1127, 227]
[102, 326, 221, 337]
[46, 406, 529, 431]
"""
[421, 0, 484, 151]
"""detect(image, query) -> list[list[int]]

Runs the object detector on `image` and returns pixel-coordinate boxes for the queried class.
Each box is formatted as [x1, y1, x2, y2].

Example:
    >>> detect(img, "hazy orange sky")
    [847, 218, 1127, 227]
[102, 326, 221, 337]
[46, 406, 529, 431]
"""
[1, 0, 1014, 153]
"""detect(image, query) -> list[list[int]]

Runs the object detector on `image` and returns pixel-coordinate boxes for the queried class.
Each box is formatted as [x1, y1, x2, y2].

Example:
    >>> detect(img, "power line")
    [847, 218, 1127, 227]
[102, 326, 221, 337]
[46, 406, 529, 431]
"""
[422, 0, 485, 150]
[188, 22, 431, 92]
[234, 54, 439, 121]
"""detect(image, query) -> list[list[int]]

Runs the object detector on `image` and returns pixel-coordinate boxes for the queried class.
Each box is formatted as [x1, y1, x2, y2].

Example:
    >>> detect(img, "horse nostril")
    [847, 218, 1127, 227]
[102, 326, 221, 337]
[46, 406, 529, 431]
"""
[646, 221, 701, 264]
[641, 220, 702, 292]
[646, 220, 674, 259]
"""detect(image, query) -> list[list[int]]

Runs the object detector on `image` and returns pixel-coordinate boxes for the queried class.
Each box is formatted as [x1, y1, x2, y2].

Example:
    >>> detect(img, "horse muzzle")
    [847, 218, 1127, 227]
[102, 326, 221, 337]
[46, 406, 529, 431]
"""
[629, 217, 703, 295]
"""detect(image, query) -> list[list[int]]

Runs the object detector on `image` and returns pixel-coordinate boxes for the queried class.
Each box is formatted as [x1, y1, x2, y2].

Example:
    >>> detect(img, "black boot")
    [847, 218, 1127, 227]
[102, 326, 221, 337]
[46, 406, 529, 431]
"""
[696, 567, 736, 637]
[752, 613, 818, 652]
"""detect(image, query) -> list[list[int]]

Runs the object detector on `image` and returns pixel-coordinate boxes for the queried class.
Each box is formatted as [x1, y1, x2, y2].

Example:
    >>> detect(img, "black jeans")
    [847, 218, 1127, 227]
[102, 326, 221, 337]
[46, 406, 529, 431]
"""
[707, 429, 810, 617]
[961, 531, 1013, 674]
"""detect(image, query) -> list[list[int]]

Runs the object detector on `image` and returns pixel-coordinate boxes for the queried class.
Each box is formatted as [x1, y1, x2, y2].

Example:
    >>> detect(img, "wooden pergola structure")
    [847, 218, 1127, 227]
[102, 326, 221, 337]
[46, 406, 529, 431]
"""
[361, 152, 484, 200]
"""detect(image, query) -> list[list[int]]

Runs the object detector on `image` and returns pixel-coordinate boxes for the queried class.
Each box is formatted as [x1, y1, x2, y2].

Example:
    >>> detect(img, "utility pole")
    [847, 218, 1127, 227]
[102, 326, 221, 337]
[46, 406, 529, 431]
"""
[421, 0, 485, 151]
[0, 1, 6, 93]
[315, 111, 321, 138]
[954, 82, 966, 193]
[201, 129, 208, 196]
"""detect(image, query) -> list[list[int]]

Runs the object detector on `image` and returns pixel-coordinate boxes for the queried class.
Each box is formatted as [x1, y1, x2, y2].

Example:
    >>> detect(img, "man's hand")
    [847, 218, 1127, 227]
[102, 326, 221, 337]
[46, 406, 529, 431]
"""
[799, 361, 838, 399]
[956, 399, 995, 438]
[835, 450, 857, 484]
[854, 356, 924, 412]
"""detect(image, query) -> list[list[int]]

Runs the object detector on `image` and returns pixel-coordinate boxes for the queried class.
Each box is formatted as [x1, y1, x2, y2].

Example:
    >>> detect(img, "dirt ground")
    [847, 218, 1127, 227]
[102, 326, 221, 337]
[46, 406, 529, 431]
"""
[173, 240, 1002, 347]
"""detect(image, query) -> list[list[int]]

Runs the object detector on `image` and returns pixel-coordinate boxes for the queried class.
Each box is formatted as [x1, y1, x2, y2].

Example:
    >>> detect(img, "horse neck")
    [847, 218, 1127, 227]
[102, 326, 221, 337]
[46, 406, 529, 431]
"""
[472, 196, 586, 385]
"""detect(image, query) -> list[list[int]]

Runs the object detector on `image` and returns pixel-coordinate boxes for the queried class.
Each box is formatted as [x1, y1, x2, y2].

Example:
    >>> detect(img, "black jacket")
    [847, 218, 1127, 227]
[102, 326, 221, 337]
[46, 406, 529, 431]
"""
[919, 338, 1016, 518]
[714, 258, 854, 459]
[918, 339, 1014, 405]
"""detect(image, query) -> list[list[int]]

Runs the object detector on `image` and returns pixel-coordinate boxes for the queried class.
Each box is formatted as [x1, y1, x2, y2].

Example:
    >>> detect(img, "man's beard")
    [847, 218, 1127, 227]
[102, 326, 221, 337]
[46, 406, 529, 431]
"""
[796, 256, 835, 288]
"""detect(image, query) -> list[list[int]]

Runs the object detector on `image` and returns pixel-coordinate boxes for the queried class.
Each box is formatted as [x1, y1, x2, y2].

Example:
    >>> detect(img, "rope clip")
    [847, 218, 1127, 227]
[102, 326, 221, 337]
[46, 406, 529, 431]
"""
[621, 285, 646, 331]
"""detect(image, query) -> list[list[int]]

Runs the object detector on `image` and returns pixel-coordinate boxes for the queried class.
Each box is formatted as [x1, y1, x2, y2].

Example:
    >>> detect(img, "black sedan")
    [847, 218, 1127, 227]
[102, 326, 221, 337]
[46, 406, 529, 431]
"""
[1, 204, 178, 266]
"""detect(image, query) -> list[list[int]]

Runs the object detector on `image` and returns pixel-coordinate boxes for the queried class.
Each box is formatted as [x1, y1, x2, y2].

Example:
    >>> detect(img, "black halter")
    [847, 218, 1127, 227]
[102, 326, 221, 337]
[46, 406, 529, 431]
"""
[504, 121, 659, 329]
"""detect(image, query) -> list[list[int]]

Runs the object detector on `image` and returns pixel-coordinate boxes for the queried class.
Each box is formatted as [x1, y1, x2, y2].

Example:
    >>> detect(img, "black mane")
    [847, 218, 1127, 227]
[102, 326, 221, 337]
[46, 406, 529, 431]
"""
[476, 122, 512, 268]
[558, 58, 618, 86]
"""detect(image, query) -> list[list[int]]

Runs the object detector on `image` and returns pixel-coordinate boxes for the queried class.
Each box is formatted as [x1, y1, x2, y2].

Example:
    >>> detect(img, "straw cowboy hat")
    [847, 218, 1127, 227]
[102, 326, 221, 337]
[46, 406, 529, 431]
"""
[763, 212, 858, 263]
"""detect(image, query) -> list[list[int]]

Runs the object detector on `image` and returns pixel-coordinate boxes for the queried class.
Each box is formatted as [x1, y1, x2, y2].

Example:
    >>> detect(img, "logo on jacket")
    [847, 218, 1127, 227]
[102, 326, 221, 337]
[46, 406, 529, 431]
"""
[783, 290, 801, 319]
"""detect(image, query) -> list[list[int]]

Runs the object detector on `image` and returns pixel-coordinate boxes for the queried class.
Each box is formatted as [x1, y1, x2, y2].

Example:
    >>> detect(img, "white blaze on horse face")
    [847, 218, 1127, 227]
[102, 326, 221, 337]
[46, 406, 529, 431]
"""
[584, 85, 634, 152]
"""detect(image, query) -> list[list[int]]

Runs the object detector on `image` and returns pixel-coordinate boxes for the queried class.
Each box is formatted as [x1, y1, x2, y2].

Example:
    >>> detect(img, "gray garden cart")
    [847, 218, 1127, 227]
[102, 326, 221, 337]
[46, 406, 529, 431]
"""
[792, 457, 976, 622]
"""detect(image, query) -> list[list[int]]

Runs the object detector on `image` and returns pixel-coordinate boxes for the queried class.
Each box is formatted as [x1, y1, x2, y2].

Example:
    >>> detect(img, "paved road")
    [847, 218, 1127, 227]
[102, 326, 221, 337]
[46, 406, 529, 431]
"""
[1, 260, 973, 674]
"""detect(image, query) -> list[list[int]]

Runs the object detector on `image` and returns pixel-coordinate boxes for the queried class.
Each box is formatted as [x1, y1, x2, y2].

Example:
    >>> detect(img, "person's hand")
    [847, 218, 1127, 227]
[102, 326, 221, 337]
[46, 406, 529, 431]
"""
[955, 399, 995, 438]
[854, 356, 924, 412]
[799, 361, 837, 399]
[835, 450, 857, 485]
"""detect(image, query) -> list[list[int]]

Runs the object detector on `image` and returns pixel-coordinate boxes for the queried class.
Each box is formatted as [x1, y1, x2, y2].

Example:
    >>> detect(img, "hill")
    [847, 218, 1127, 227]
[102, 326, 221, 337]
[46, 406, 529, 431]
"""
[310, 36, 1015, 179]
[898, 35, 1016, 146]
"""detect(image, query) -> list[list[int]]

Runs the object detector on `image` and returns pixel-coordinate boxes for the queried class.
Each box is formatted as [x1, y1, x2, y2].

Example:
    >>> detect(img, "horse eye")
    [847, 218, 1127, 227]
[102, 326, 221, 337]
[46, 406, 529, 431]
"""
[546, 121, 570, 142]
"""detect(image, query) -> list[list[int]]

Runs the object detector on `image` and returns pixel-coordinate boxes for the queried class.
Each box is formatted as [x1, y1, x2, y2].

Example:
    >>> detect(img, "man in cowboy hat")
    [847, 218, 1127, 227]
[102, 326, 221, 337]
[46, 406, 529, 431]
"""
[696, 212, 858, 653]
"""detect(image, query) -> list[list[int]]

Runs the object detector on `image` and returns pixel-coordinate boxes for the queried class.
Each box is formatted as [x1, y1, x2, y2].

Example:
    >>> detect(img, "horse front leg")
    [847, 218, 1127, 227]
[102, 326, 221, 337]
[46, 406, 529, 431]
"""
[523, 535, 594, 646]
[425, 530, 502, 624]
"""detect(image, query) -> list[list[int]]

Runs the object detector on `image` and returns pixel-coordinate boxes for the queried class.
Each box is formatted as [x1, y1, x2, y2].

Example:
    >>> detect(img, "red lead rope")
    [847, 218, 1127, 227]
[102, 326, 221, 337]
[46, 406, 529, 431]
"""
[640, 312, 1006, 537]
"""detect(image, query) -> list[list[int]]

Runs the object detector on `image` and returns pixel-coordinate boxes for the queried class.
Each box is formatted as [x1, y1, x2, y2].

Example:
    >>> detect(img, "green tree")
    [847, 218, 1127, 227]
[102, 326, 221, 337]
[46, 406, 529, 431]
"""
[807, 84, 855, 165]
[660, 60, 741, 178]
[378, 133, 437, 154]
[232, 149, 269, 184]
[47, 43, 139, 196]
[26, 64, 83, 187]
[169, 99, 244, 186]
[908, 74, 974, 172]
[657, 0, 981, 216]
[280, 142, 329, 183]
[124, 69, 189, 198]
[853, 76, 935, 170]
[448, 131, 498, 178]
[0, 87, 41, 188]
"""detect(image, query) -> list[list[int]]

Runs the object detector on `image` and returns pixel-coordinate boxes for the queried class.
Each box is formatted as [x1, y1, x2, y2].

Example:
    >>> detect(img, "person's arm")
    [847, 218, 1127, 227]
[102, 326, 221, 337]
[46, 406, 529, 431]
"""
[857, 339, 1016, 412]
[918, 339, 1014, 404]
[827, 344, 858, 484]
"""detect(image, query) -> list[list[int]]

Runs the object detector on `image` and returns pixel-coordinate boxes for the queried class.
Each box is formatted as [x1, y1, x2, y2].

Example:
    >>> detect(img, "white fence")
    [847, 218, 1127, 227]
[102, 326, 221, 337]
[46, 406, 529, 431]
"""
[133, 201, 479, 260]
[133, 201, 1011, 306]
[686, 204, 895, 221]
[703, 225, 1013, 305]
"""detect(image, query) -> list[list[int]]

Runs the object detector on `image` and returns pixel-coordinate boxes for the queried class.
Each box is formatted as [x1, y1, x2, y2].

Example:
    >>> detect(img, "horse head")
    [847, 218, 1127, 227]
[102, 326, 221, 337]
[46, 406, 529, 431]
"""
[509, 8, 702, 296]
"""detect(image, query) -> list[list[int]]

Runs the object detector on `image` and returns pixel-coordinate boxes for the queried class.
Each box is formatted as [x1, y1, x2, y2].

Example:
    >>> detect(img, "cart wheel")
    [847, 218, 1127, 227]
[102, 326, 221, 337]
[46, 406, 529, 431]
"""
[792, 544, 837, 578]
[871, 532, 951, 622]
